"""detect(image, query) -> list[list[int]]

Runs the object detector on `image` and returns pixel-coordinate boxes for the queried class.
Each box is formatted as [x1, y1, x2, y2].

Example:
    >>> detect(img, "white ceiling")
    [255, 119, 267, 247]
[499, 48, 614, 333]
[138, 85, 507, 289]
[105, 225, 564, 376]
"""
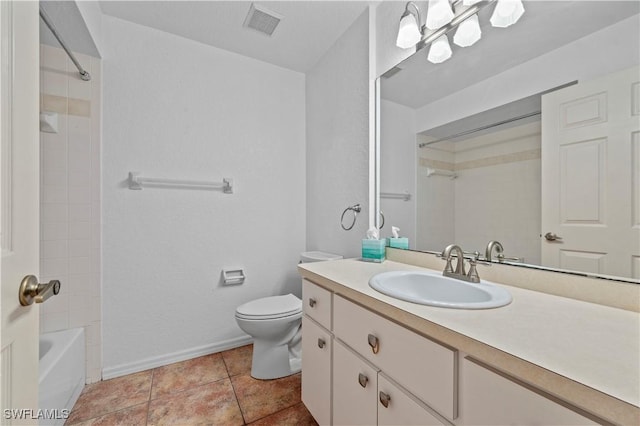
[382, 1, 640, 109]
[40, 1, 101, 57]
[98, 1, 369, 73]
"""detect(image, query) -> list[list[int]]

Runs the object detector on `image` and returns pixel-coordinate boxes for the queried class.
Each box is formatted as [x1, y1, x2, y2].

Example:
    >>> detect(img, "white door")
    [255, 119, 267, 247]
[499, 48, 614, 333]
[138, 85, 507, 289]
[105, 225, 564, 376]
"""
[541, 66, 640, 279]
[0, 1, 41, 423]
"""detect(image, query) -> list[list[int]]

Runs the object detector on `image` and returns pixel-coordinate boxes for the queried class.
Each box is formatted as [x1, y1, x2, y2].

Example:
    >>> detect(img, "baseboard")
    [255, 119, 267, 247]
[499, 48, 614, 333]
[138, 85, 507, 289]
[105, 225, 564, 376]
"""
[101, 335, 253, 380]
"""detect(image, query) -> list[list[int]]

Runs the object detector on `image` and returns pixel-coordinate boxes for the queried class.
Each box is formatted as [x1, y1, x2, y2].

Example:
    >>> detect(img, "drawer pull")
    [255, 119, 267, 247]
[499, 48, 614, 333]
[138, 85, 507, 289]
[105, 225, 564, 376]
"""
[309, 298, 317, 308]
[368, 334, 380, 354]
[317, 338, 326, 349]
[358, 373, 368, 388]
[379, 391, 391, 408]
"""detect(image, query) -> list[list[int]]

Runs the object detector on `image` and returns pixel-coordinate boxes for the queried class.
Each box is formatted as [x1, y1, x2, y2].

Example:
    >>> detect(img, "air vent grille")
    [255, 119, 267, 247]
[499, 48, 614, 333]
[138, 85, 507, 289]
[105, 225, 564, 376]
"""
[243, 3, 283, 37]
[382, 66, 403, 79]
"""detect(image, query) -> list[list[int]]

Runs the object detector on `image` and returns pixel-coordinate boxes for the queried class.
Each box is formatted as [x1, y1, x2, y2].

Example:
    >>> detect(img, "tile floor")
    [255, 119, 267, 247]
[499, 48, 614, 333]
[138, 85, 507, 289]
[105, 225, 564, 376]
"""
[65, 345, 317, 425]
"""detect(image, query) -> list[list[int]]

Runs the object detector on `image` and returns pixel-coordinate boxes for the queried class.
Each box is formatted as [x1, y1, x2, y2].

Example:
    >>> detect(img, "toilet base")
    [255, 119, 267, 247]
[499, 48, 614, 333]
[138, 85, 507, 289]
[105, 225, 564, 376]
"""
[251, 339, 301, 380]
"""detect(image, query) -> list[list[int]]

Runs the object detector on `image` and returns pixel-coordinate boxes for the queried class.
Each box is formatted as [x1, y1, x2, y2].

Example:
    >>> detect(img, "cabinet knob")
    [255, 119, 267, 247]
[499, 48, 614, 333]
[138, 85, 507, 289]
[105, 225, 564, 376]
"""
[309, 298, 317, 308]
[358, 373, 368, 388]
[368, 334, 380, 354]
[379, 391, 391, 408]
[317, 338, 326, 349]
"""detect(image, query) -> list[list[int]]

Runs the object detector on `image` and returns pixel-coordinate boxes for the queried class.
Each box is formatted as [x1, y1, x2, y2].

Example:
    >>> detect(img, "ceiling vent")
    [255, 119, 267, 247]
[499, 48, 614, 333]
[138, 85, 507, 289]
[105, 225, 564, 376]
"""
[243, 3, 283, 37]
[382, 66, 404, 79]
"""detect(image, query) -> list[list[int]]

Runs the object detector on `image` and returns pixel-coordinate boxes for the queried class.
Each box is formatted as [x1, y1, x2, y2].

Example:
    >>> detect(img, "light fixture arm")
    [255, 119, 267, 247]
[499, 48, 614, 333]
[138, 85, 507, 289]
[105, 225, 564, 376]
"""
[403, 2, 424, 34]
[418, 0, 495, 48]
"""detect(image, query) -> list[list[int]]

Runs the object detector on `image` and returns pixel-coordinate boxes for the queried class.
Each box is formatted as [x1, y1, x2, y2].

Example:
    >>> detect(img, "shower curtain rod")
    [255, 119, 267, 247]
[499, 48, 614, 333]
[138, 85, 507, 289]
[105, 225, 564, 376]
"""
[418, 111, 541, 148]
[39, 7, 91, 82]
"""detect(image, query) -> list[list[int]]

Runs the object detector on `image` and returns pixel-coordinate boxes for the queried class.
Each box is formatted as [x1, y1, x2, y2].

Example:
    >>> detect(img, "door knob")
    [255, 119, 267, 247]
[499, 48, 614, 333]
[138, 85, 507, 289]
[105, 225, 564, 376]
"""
[19, 275, 61, 306]
[544, 232, 563, 241]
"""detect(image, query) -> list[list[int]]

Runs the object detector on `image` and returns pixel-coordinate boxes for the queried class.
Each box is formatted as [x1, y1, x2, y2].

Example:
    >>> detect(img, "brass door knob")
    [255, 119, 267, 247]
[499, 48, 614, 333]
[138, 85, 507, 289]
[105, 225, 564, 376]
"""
[19, 275, 61, 306]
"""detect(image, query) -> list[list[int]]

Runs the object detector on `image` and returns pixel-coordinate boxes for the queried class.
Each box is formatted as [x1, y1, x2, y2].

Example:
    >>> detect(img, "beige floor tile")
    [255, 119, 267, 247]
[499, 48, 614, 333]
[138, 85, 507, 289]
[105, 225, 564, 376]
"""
[66, 403, 148, 426]
[151, 353, 229, 399]
[248, 402, 317, 426]
[147, 379, 243, 425]
[221, 344, 253, 377]
[231, 373, 302, 424]
[66, 371, 152, 424]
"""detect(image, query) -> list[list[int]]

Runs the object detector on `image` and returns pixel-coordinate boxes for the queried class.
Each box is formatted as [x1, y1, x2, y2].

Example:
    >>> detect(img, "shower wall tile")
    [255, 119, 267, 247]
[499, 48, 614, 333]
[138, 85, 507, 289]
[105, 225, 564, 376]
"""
[40, 44, 102, 384]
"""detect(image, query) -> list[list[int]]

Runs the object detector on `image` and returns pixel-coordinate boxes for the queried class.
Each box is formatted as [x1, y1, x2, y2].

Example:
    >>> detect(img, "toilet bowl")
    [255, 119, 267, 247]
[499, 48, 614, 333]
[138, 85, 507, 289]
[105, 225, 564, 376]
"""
[235, 251, 342, 380]
[235, 294, 303, 380]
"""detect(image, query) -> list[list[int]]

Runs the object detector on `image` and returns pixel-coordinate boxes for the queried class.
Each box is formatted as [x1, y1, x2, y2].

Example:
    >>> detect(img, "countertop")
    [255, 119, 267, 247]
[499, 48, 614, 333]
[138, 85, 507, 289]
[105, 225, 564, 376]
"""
[298, 258, 640, 424]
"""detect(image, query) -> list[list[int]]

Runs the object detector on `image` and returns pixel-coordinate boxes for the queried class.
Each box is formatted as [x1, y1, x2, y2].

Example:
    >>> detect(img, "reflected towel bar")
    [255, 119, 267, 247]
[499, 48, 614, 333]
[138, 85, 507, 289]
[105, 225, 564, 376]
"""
[381, 191, 411, 201]
[128, 172, 233, 193]
[425, 168, 458, 179]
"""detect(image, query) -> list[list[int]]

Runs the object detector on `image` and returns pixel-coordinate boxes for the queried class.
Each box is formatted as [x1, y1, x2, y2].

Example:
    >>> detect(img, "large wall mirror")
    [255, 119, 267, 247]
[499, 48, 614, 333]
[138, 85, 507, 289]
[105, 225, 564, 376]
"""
[379, 1, 640, 283]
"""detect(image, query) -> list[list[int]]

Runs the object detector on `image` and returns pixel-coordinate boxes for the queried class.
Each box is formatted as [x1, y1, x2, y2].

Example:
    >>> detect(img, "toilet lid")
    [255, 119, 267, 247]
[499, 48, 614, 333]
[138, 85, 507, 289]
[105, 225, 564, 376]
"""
[236, 294, 302, 319]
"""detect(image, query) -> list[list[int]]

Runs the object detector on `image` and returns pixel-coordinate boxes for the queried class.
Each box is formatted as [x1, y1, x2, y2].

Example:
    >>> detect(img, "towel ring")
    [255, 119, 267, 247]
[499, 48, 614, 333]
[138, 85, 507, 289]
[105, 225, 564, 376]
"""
[379, 210, 385, 229]
[341, 204, 361, 231]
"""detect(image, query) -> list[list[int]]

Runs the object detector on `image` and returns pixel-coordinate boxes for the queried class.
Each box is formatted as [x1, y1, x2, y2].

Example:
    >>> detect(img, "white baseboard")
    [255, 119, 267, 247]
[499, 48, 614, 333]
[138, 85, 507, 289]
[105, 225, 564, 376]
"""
[101, 335, 253, 380]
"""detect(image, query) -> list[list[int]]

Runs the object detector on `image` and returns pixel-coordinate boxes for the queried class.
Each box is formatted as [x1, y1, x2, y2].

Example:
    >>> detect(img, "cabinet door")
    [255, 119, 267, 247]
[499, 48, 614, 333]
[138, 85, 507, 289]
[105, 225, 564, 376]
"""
[460, 358, 598, 425]
[301, 316, 332, 425]
[333, 340, 379, 426]
[334, 295, 456, 419]
[378, 374, 446, 426]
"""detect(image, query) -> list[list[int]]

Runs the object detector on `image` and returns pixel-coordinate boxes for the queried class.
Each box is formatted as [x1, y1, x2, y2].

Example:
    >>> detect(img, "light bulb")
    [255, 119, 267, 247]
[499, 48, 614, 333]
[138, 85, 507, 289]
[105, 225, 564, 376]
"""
[453, 14, 481, 47]
[426, 0, 454, 30]
[490, 0, 525, 28]
[427, 34, 452, 64]
[396, 11, 421, 48]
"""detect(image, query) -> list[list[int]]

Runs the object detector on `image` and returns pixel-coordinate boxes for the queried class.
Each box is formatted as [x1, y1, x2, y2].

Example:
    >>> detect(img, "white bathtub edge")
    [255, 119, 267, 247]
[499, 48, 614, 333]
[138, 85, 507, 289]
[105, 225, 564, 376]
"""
[102, 335, 253, 380]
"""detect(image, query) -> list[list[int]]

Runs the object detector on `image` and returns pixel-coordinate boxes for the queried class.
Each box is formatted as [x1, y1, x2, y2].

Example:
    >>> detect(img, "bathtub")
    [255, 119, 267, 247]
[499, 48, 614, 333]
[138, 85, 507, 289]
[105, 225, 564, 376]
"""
[39, 328, 85, 425]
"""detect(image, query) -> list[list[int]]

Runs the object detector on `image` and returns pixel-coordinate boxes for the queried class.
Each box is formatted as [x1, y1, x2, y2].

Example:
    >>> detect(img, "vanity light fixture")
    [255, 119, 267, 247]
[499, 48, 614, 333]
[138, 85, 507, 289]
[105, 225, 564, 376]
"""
[396, 2, 423, 49]
[490, 0, 525, 28]
[428, 34, 453, 63]
[426, 0, 455, 30]
[453, 13, 481, 47]
[395, 0, 525, 64]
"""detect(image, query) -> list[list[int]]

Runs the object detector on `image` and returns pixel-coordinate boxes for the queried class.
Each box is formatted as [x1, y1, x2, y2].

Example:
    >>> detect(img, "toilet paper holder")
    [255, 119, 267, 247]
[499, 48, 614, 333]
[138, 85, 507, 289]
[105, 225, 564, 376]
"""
[222, 269, 246, 285]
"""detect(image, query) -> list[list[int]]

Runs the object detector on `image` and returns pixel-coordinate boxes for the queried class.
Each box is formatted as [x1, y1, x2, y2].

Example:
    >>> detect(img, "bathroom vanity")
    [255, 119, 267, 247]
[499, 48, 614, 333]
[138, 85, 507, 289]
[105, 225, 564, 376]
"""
[298, 253, 640, 425]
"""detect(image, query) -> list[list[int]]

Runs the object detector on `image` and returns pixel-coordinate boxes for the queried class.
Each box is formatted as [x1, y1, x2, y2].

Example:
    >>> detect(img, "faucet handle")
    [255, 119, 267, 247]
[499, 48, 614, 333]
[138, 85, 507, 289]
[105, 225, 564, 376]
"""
[467, 261, 481, 283]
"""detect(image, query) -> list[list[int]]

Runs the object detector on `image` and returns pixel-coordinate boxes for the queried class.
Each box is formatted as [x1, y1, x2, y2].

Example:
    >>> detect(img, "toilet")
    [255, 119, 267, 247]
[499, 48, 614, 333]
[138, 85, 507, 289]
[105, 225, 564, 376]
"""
[235, 251, 342, 380]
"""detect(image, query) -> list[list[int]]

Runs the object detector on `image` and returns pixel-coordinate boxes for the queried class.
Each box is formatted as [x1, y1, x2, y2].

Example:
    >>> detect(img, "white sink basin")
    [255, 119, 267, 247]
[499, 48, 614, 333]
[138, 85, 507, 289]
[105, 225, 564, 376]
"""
[369, 270, 512, 309]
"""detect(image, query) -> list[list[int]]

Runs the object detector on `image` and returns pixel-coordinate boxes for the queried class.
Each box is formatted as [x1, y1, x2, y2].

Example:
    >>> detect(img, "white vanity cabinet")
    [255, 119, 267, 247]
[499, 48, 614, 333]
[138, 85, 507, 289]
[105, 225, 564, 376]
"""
[333, 295, 457, 420]
[460, 358, 598, 425]
[301, 280, 333, 426]
[301, 279, 604, 426]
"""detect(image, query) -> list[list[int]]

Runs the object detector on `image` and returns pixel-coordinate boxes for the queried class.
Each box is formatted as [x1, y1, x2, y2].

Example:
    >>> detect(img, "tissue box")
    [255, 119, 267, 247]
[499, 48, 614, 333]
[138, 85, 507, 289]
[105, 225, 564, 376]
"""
[389, 237, 409, 250]
[362, 239, 386, 262]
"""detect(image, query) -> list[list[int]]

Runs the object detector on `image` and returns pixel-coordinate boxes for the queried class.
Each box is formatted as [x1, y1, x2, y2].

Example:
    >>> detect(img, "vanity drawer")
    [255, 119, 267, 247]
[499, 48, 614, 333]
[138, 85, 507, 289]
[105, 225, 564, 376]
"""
[334, 295, 457, 420]
[302, 279, 332, 330]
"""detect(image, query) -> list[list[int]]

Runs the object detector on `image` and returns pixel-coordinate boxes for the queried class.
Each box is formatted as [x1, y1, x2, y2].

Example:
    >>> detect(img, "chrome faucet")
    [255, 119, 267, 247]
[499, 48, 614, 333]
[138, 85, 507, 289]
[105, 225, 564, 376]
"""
[441, 244, 481, 283]
[485, 240, 504, 262]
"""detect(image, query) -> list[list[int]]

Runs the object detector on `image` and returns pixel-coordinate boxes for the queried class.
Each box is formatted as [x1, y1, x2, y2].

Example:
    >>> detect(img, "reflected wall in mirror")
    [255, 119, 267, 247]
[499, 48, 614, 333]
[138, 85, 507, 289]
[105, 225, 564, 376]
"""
[379, 1, 640, 282]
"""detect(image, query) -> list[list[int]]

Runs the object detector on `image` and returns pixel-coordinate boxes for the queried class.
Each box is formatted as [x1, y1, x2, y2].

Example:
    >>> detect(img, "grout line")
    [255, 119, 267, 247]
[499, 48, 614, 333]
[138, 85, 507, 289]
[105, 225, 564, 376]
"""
[228, 374, 248, 425]
[146, 368, 154, 425]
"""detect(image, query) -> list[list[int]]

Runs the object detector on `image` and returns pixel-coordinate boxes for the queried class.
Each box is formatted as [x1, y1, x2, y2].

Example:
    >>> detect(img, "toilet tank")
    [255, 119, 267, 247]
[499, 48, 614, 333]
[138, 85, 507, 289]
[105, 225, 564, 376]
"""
[300, 251, 343, 263]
